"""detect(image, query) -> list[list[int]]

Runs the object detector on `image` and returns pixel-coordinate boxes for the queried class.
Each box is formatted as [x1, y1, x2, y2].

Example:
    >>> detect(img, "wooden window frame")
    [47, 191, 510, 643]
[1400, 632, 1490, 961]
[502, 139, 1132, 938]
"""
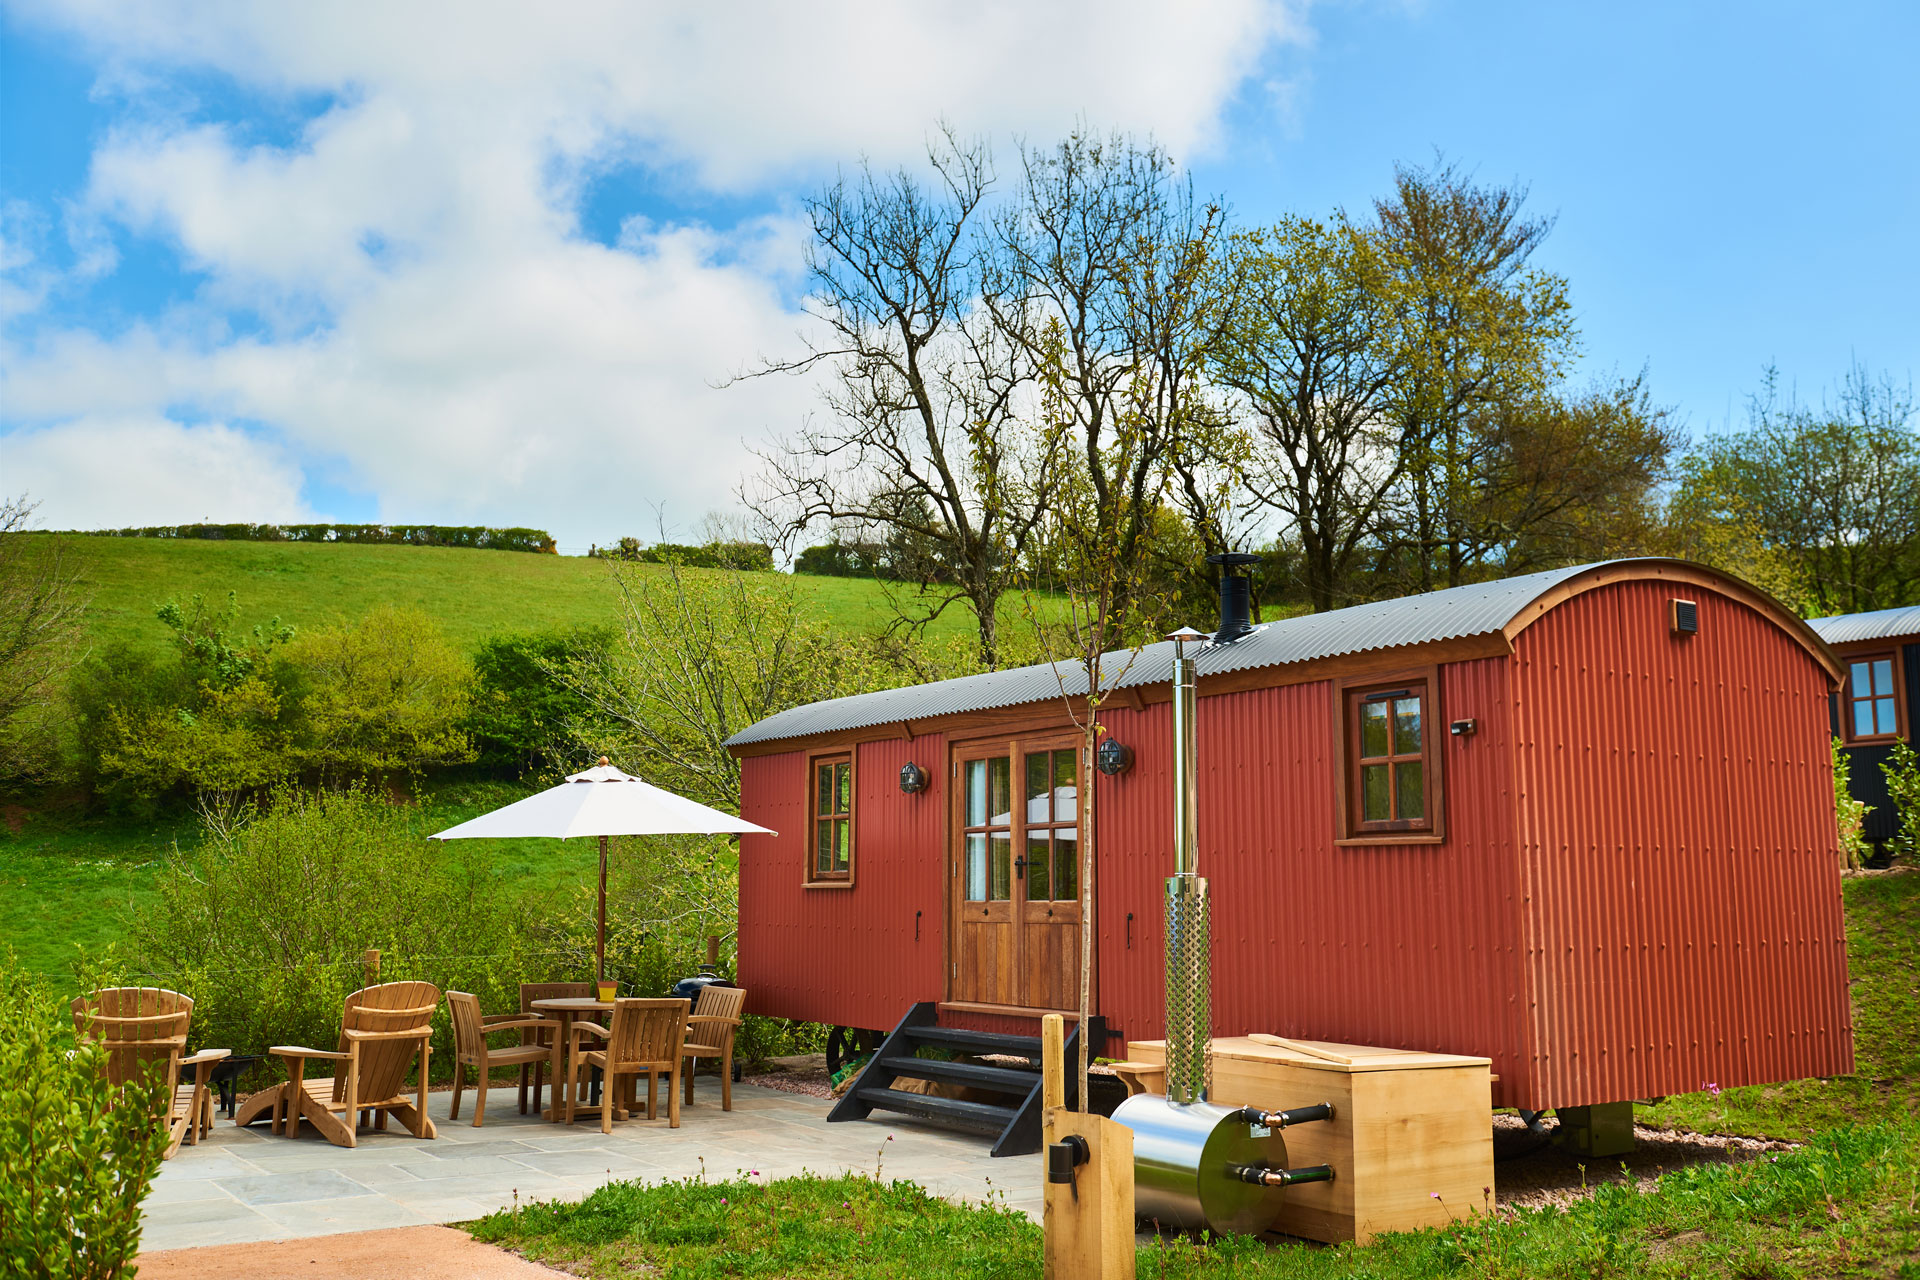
[804, 748, 856, 889]
[1332, 666, 1446, 846]
[1840, 649, 1907, 745]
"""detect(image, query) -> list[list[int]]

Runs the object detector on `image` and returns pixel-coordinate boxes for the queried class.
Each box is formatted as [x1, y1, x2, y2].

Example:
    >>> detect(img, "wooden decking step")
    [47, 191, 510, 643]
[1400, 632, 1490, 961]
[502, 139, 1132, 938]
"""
[903, 1026, 1043, 1057]
[880, 1056, 1038, 1095]
[854, 1086, 1013, 1133]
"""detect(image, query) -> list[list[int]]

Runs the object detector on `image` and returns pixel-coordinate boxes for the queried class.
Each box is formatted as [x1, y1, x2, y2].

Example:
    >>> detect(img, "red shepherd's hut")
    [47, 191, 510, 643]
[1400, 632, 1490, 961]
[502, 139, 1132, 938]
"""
[726, 558, 1854, 1143]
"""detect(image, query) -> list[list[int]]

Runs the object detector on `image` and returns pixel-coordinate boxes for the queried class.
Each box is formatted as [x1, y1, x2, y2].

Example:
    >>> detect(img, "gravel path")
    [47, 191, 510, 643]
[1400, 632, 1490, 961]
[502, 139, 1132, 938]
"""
[1491, 1113, 1797, 1210]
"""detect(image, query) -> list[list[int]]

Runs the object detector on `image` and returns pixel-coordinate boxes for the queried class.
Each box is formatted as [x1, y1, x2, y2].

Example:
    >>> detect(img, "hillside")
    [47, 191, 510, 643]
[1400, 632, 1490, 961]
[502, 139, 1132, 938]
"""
[38, 534, 994, 655]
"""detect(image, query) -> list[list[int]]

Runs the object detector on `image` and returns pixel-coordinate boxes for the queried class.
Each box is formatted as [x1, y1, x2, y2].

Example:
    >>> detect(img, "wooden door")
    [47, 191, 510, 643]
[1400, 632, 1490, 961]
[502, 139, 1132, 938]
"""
[951, 737, 1083, 1011]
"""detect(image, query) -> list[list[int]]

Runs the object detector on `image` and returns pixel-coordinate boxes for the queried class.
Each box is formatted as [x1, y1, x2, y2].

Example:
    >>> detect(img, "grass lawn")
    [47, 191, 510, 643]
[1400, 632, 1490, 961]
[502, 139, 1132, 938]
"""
[470, 1123, 1920, 1278]
[37, 533, 1020, 656]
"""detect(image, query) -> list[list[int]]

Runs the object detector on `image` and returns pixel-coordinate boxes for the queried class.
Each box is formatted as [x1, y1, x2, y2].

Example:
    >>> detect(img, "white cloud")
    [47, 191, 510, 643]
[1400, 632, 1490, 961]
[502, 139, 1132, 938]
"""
[1, 2, 1309, 545]
[0, 416, 312, 529]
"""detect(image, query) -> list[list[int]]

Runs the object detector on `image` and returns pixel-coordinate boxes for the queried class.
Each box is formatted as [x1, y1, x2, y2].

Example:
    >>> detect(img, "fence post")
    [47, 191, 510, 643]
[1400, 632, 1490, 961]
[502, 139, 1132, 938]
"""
[363, 949, 381, 987]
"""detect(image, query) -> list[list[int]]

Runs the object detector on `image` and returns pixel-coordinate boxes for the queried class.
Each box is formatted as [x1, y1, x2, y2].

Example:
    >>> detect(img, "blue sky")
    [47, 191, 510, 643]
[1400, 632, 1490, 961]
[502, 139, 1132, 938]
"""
[2, 1, 1914, 550]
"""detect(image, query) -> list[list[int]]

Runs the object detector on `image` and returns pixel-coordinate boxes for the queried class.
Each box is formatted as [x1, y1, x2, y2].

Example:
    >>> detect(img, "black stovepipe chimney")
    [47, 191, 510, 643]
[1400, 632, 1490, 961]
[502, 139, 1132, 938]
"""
[1207, 552, 1262, 645]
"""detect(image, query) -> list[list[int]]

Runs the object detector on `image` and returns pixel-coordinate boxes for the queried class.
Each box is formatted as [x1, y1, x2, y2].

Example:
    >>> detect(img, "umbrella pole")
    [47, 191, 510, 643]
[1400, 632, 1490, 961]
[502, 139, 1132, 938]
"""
[597, 834, 609, 984]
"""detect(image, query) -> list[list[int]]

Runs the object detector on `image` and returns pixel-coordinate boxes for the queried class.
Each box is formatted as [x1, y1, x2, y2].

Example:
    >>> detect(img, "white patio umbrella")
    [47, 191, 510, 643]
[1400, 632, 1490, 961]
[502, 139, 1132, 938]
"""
[430, 758, 774, 983]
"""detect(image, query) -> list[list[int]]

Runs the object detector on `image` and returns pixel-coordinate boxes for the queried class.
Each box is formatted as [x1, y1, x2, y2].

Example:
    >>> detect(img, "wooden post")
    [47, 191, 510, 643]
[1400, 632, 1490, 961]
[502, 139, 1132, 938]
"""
[1041, 1014, 1135, 1280]
[1042, 1013, 1066, 1112]
[362, 949, 381, 987]
[596, 834, 610, 983]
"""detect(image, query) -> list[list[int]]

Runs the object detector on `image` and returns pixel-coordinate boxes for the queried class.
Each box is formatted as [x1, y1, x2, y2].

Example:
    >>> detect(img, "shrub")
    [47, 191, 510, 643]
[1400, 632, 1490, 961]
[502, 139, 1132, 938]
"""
[1834, 736, 1873, 868]
[69, 523, 557, 554]
[1883, 740, 1920, 861]
[0, 952, 168, 1279]
[118, 786, 560, 1083]
[466, 627, 610, 777]
[281, 604, 475, 781]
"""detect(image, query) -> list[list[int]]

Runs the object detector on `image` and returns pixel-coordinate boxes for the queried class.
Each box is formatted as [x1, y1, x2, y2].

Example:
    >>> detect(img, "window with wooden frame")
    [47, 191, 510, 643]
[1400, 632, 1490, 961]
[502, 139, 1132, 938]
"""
[808, 753, 853, 884]
[1334, 670, 1444, 844]
[1843, 652, 1905, 743]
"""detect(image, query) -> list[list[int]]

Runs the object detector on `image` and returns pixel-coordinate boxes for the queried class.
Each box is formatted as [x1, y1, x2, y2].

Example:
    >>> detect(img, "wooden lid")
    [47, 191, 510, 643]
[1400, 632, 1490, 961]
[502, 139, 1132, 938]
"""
[1128, 1036, 1491, 1074]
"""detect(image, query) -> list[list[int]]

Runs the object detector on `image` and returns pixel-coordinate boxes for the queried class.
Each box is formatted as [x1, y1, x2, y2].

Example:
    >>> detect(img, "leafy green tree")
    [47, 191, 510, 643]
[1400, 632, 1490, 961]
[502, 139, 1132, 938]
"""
[563, 559, 914, 811]
[1211, 217, 1410, 611]
[1676, 365, 1919, 614]
[282, 605, 475, 782]
[465, 626, 610, 777]
[1371, 158, 1580, 591]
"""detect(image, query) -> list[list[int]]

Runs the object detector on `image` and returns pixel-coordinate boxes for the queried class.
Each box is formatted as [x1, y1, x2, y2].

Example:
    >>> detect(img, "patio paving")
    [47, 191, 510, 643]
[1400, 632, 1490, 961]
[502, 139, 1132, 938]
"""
[139, 1082, 1043, 1252]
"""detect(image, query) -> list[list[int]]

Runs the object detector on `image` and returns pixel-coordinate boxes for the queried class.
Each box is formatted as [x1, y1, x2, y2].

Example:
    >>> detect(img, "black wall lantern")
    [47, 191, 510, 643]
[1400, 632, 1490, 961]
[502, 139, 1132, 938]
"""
[899, 761, 929, 794]
[1095, 738, 1134, 777]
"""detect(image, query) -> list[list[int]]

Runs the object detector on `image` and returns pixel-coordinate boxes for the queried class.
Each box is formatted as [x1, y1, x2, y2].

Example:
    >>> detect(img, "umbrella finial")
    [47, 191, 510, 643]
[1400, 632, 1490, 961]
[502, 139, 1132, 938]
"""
[598, 756, 610, 767]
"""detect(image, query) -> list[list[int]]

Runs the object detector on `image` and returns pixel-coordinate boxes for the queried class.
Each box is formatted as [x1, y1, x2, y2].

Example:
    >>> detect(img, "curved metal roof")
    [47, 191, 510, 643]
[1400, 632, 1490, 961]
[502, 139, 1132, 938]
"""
[1806, 604, 1920, 647]
[729, 562, 1608, 747]
[727, 558, 1833, 748]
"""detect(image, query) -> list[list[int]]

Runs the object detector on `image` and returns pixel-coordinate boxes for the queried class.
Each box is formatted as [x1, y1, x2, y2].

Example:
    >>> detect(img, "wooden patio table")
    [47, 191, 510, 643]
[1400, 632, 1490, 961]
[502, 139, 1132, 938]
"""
[530, 997, 612, 1121]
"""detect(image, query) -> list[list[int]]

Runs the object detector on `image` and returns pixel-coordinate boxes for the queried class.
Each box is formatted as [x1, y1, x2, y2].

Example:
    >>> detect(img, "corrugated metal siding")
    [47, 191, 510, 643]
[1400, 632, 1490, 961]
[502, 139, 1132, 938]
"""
[1511, 581, 1854, 1108]
[737, 736, 946, 1030]
[1090, 664, 1535, 1105]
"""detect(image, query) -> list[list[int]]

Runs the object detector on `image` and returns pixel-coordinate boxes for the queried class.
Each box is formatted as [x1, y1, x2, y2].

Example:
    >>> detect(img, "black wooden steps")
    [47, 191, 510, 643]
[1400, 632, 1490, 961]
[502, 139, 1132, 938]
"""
[899, 1057, 1038, 1094]
[825, 1001, 1107, 1157]
[852, 1087, 1011, 1133]
[903, 1025, 1045, 1057]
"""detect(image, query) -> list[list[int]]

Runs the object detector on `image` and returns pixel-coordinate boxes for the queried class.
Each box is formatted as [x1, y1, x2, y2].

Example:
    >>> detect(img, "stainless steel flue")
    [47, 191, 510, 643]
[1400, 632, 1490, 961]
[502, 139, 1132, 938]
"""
[1163, 626, 1211, 1106]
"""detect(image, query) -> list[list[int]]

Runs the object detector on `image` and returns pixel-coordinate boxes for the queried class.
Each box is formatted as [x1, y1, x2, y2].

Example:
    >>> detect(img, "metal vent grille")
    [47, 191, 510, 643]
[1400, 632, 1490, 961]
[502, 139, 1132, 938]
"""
[1164, 875, 1213, 1105]
[1671, 599, 1699, 635]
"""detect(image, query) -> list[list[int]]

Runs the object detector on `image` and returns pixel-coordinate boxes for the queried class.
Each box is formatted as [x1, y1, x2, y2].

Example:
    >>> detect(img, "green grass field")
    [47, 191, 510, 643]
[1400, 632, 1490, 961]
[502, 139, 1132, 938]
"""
[38, 533, 1008, 655]
[471, 1123, 1920, 1278]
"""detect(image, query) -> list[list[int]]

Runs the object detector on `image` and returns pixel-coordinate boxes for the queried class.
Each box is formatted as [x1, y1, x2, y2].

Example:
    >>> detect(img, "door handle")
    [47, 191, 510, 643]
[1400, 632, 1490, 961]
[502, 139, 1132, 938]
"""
[1013, 855, 1026, 880]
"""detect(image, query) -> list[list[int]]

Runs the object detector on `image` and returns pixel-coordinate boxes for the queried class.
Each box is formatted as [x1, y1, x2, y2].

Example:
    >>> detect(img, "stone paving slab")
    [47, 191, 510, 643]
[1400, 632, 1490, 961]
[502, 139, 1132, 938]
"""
[139, 1082, 1041, 1252]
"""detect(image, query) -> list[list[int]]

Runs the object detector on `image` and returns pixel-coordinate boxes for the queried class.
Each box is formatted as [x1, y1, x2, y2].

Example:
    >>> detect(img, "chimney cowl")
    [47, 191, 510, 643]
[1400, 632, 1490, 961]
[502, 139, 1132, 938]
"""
[1206, 552, 1262, 646]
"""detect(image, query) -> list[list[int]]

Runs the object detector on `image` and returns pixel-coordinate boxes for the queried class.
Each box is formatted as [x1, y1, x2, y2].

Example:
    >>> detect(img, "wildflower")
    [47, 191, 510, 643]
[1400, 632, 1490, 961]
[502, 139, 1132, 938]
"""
[1430, 1192, 1440, 1200]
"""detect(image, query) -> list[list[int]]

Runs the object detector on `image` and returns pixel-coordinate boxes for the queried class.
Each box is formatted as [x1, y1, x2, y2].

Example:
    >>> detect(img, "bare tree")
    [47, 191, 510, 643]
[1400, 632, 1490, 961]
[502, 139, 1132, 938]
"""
[992, 130, 1234, 628]
[0, 497, 88, 784]
[747, 130, 1052, 666]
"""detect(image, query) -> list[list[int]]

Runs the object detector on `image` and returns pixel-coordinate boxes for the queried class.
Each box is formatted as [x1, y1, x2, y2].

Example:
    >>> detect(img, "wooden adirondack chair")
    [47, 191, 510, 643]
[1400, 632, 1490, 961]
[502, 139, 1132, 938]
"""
[445, 991, 558, 1127]
[234, 981, 439, 1147]
[72, 987, 230, 1160]
[566, 997, 689, 1134]
[681, 985, 746, 1111]
[518, 981, 592, 1116]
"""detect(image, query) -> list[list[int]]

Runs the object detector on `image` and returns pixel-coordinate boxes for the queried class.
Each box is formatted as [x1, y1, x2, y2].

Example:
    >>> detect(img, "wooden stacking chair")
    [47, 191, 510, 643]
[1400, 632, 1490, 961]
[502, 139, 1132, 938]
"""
[517, 981, 592, 1116]
[446, 991, 558, 1127]
[72, 987, 229, 1160]
[233, 981, 439, 1148]
[681, 985, 746, 1112]
[566, 997, 689, 1134]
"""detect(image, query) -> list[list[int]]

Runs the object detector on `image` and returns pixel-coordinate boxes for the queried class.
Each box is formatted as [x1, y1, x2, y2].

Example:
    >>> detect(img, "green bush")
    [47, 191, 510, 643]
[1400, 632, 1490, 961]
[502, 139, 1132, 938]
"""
[0, 953, 168, 1279]
[466, 627, 610, 777]
[1884, 740, 1920, 861]
[115, 786, 564, 1085]
[76, 595, 477, 804]
[1835, 736, 1873, 868]
[70, 523, 557, 554]
[279, 604, 475, 781]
